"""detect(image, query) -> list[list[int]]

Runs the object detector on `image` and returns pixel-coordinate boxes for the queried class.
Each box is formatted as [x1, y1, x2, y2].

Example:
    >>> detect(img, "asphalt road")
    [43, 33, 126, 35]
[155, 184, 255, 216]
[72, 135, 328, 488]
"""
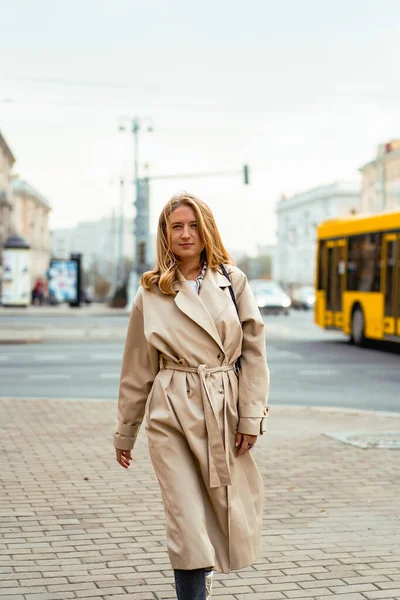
[1, 311, 399, 412]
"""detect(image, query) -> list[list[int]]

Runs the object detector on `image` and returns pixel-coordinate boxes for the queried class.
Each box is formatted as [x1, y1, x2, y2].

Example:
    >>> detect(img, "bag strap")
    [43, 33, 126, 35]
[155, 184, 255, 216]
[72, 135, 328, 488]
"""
[219, 264, 241, 371]
[219, 264, 239, 318]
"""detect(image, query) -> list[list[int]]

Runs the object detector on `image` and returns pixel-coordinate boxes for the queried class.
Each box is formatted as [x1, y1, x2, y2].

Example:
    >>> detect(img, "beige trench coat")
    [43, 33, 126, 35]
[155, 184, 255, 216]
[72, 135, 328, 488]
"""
[113, 264, 270, 573]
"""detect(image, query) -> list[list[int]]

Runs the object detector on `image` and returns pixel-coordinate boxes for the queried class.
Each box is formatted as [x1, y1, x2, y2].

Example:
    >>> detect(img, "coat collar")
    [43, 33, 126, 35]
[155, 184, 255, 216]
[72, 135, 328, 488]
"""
[173, 266, 233, 352]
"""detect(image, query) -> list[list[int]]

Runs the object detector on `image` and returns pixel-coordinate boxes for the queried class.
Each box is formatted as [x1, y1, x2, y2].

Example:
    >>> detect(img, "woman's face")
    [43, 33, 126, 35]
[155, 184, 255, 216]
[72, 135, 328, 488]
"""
[168, 205, 205, 261]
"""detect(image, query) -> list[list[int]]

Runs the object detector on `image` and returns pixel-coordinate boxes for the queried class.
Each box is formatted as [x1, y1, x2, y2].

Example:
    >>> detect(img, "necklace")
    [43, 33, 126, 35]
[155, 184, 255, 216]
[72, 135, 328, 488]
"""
[181, 261, 203, 280]
[182, 267, 201, 280]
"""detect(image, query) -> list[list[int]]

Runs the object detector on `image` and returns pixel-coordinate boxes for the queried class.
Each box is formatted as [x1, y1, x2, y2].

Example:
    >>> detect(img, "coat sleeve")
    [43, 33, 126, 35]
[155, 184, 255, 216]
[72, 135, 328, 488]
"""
[233, 270, 270, 436]
[113, 292, 159, 451]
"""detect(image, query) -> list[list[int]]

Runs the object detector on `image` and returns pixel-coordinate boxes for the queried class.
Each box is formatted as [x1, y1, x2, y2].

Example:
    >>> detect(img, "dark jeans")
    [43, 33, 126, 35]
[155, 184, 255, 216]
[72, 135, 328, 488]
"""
[174, 568, 206, 600]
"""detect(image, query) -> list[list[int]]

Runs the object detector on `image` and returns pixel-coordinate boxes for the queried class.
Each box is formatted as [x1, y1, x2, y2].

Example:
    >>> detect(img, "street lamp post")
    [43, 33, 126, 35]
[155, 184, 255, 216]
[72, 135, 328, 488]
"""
[132, 118, 139, 189]
[119, 116, 153, 305]
[118, 178, 125, 285]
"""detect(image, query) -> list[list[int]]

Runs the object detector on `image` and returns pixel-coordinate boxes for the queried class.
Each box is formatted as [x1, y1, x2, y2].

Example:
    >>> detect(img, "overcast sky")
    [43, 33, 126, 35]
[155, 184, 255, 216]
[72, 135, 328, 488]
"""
[1, 0, 400, 254]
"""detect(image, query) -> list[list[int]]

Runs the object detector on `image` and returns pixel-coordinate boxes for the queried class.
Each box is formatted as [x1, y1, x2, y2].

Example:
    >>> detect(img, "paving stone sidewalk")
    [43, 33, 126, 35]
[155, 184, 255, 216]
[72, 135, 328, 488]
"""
[1, 398, 400, 600]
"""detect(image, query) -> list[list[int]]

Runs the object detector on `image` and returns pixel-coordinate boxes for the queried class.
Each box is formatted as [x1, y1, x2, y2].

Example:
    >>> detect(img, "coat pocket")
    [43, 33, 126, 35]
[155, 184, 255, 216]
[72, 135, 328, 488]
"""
[144, 379, 158, 424]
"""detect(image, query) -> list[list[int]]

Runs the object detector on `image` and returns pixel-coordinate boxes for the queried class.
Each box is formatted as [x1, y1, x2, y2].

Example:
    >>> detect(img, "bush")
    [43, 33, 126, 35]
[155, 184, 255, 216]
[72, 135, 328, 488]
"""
[110, 281, 127, 308]
[114, 282, 127, 301]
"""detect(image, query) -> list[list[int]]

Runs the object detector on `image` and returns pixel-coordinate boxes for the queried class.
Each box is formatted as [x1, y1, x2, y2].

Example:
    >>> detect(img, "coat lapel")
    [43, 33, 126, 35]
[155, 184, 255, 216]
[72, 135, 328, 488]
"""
[173, 267, 232, 353]
[199, 267, 232, 323]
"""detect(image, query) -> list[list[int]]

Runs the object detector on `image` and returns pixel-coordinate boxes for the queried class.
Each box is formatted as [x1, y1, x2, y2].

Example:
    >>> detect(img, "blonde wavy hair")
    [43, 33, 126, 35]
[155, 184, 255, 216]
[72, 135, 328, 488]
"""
[141, 192, 234, 295]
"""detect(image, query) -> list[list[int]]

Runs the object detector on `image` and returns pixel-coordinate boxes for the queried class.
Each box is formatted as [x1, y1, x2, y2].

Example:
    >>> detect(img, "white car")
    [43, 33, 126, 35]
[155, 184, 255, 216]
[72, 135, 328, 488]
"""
[291, 285, 316, 310]
[249, 280, 291, 315]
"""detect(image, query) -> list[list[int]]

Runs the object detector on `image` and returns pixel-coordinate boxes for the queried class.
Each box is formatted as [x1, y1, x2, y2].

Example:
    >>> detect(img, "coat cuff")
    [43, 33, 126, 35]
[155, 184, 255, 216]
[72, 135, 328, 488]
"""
[113, 421, 140, 450]
[237, 406, 270, 436]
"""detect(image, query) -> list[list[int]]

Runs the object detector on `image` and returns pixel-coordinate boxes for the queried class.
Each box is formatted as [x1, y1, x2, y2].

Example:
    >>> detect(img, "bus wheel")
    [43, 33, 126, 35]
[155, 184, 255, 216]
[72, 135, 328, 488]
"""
[351, 307, 365, 347]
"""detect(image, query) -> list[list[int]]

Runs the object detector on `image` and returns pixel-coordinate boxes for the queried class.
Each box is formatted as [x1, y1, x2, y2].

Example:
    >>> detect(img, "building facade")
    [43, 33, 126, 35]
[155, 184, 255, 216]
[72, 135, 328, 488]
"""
[360, 140, 400, 214]
[276, 182, 360, 289]
[0, 131, 16, 256]
[12, 178, 52, 284]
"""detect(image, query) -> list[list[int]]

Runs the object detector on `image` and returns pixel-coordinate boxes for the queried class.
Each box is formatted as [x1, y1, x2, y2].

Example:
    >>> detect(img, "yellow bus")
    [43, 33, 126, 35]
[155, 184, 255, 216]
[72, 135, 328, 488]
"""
[315, 211, 400, 346]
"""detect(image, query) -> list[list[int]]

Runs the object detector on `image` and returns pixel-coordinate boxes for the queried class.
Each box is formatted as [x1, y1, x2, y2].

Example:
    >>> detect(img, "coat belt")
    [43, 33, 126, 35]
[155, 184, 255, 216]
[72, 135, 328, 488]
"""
[159, 355, 233, 488]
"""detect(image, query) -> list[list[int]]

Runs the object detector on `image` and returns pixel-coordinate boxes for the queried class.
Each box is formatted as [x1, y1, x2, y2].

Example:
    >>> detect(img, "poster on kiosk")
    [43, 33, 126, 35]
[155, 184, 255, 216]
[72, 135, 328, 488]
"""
[47, 259, 79, 304]
[1, 236, 31, 307]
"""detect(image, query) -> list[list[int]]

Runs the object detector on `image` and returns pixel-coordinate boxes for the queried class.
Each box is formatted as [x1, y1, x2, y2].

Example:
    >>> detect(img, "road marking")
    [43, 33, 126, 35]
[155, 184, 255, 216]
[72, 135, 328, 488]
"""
[299, 368, 339, 376]
[90, 353, 121, 360]
[267, 346, 303, 360]
[28, 374, 71, 380]
[34, 355, 66, 361]
[100, 373, 120, 379]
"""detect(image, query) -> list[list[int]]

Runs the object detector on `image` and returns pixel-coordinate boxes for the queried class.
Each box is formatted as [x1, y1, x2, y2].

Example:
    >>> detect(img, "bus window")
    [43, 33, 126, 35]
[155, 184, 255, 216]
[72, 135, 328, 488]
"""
[317, 241, 325, 290]
[385, 240, 396, 316]
[326, 246, 335, 310]
[335, 244, 346, 311]
[347, 233, 382, 292]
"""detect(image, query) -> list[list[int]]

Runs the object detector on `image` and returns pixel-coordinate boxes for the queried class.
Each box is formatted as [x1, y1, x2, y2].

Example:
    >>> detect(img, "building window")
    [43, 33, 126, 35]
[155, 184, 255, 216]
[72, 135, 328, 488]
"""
[289, 226, 297, 244]
[347, 233, 382, 292]
[284, 218, 290, 241]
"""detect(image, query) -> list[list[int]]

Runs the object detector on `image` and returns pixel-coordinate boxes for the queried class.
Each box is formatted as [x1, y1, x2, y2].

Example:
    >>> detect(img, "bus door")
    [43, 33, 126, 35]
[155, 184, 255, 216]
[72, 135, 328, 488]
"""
[324, 239, 347, 328]
[382, 233, 400, 336]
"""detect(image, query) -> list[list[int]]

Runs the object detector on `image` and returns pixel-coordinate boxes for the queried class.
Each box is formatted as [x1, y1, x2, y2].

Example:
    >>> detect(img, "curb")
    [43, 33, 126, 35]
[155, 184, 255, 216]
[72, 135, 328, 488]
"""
[0, 308, 130, 317]
[0, 331, 126, 343]
[0, 397, 112, 403]
[273, 404, 400, 418]
[0, 337, 43, 345]
[0, 398, 399, 418]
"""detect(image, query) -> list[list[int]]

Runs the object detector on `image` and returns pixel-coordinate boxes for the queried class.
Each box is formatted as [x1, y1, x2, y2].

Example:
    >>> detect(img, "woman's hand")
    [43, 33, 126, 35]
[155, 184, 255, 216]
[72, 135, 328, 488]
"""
[115, 448, 132, 469]
[235, 433, 257, 456]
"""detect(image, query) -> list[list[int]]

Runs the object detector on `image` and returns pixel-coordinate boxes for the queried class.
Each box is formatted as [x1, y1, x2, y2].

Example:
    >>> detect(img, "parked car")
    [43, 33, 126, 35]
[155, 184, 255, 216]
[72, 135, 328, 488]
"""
[249, 280, 291, 315]
[291, 285, 316, 310]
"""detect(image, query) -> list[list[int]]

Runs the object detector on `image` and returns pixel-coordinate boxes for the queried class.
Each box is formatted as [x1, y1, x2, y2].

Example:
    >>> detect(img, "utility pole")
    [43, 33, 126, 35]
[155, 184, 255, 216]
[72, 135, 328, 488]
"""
[134, 177, 150, 275]
[118, 178, 125, 284]
[132, 119, 139, 193]
[110, 206, 118, 291]
[119, 116, 153, 305]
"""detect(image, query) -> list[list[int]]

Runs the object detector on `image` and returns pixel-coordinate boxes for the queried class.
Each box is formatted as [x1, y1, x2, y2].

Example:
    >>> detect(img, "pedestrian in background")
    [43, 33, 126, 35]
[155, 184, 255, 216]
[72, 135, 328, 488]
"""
[114, 192, 270, 600]
[32, 277, 46, 305]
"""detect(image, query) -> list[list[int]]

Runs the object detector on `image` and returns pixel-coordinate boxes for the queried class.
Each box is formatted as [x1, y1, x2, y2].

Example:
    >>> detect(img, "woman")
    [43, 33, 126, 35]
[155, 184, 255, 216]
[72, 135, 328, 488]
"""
[114, 192, 270, 600]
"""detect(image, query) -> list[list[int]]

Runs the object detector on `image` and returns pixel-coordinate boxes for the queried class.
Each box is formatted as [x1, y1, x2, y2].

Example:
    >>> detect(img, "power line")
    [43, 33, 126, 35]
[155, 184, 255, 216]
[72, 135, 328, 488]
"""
[0, 97, 139, 110]
[3, 76, 130, 90]
[0, 99, 266, 135]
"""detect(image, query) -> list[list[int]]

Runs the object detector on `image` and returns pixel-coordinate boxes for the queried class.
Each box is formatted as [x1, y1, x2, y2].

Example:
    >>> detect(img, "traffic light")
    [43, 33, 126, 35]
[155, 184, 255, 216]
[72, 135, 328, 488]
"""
[243, 164, 249, 185]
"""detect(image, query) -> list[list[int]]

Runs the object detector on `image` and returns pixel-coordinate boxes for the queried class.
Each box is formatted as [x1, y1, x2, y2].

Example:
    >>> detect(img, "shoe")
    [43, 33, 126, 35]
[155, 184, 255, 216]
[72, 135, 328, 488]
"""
[205, 570, 213, 599]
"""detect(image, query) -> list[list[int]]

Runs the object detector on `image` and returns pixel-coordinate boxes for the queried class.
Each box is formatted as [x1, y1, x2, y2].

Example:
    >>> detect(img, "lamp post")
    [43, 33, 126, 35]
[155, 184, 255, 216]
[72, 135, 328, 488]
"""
[118, 178, 125, 285]
[119, 116, 153, 206]
[119, 116, 153, 304]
